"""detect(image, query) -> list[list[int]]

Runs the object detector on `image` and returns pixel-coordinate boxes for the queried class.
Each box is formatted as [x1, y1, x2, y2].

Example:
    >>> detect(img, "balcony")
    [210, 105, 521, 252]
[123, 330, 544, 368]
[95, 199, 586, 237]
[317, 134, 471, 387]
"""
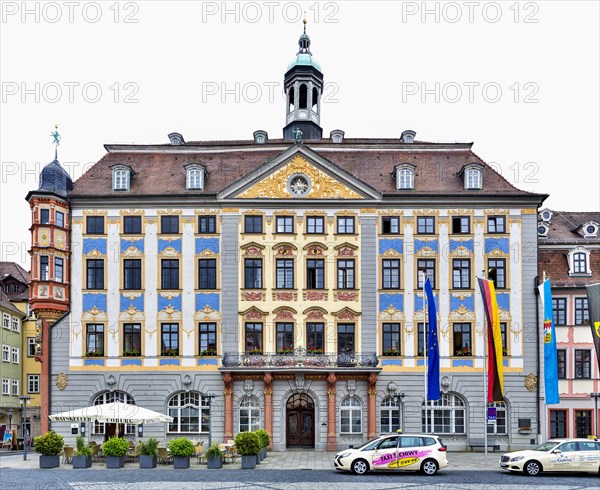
[222, 348, 379, 369]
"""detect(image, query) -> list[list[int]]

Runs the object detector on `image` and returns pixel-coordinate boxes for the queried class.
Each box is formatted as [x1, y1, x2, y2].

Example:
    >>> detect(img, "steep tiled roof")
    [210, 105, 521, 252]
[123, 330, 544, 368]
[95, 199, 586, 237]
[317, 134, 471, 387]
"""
[539, 250, 600, 288]
[0, 262, 30, 284]
[0, 290, 25, 316]
[540, 210, 600, 244]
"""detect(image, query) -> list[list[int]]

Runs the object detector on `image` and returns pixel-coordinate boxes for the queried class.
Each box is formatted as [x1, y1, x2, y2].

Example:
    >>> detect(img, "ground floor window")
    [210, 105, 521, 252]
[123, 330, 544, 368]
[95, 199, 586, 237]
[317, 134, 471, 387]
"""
[550, 409, 567, 438]
[340, 396, 362, 434]
[239, 396, 261, 433]
[486, 402, 507, 434]
[575, 410, 592, 438]
[380, 396, 401, 433]
[422, 393, 465, 434]
[92, 391, 135, 434]
[168, 391, 210, 434]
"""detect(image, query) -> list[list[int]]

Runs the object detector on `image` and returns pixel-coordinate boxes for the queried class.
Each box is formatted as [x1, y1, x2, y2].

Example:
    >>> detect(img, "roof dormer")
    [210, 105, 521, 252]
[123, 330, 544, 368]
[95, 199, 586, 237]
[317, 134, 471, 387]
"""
[538, 208, 553, 222]
[111, 164, 133, 191]
[185, 164, 207, 190]
[460, 163, 483, 190]
[394, 163, 416, 190]
[581, 221, 599, 238]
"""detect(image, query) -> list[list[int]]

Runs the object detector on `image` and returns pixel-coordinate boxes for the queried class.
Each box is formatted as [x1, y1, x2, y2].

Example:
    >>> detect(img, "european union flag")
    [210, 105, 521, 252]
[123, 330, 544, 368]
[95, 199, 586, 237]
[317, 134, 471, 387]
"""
[425, 278, 440, 401]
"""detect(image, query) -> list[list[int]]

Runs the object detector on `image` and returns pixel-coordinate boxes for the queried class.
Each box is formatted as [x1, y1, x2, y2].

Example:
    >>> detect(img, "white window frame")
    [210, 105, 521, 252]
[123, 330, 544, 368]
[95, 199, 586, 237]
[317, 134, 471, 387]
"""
[167, 391, 210, 434]
[396, 165, 414, 190]
[27, 374, 40, 394]
[486, 401, 507, 435]
[92, 391, 135, 434]
[422, 393, 466, 434]
[380, 396, 402, 433]
[465, 168, 482, 189]
[112, 168, 130, 191]
[11, 379, 19, 396]
[340, 396, 363, 434]
[567, 247, 591, 275]
[239, 396, 261, 433]
[11, 347, 19, 364]
[27, 337, 36, 357]
[2, 313, 9, 329]
[186, 166, 205, 190]
[11, 316, 19, 332]
[2, 378, 9, 395]
[2, 345, 9, 362]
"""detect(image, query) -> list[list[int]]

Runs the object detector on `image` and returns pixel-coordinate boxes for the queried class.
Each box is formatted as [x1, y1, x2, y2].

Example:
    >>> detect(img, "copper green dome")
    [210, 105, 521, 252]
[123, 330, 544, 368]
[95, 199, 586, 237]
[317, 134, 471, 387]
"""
[287, 53, 322, 71]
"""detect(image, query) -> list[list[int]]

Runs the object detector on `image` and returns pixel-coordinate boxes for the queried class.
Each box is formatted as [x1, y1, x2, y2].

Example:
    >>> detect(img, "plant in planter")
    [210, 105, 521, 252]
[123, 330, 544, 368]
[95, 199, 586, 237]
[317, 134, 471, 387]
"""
[34, 431, 64, 468]
[205, 443, 223, 469]
[123, 348, 141, 357]
[139, 437, 159, 469]
[383, 348, 401, 356]
[102, 436, 129, 468]
[168, 437, 195, 469]
[254, 429, 270, 461]
[85, 349, 104, 357]
[161, 348, 179, 356]
[72, 435, 92, 469]
[200, 348, 218, 356]
[307, 346, 323, 355]
[235, 431, 261, 469]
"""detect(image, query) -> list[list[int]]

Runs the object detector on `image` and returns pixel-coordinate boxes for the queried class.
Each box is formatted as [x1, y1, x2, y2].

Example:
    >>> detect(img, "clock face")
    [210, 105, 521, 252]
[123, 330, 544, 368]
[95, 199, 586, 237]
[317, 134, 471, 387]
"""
[288, 174, 311, 197]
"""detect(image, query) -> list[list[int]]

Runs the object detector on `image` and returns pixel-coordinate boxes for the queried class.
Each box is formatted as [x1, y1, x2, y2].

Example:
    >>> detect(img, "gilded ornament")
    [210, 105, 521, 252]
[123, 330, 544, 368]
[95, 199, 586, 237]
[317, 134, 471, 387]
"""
[524, 373, 537, 392]
[56, 372, 68, 391]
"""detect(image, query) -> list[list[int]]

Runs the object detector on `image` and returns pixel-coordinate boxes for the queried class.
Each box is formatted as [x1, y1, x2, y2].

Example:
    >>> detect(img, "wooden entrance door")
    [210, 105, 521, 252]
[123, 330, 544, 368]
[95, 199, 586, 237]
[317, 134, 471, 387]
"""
[286, 393, 315, 448]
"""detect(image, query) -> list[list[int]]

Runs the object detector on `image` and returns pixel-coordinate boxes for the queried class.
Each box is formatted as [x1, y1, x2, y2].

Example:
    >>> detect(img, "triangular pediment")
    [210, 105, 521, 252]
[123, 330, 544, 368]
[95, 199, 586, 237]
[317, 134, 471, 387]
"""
[218, 146, 381, 201]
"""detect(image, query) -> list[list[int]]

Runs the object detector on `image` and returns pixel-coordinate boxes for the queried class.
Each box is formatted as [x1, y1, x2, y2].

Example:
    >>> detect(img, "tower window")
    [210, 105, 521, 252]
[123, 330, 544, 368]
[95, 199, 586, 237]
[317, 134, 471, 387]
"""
[55, 211, 65, 228]
[299, 84, 308, 109]
[312, 87, 318, 110]
[40, 256, 49, 281]
[288, 87, 295, 112]
[40, 209, 50, 224]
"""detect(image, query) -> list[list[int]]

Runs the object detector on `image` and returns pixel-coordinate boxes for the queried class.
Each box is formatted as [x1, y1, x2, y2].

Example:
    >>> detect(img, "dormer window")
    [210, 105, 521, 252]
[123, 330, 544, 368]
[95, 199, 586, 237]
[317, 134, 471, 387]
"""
[567, 247, 591, 276]
[537, 222, 549, 237]
[395, 164, 415, 190]
[582, 221, 599, 238]
[185, 164, 206, 190]
[539, 209, 553, 222]
[111, 165, 132, 191]
[462, 164, 483, 190]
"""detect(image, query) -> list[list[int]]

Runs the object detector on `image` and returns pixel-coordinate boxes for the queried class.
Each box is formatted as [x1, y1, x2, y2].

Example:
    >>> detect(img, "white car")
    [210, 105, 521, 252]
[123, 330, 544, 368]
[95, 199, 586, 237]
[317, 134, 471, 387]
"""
[334, 434, 448, 475]
[499, 438, 600, 475]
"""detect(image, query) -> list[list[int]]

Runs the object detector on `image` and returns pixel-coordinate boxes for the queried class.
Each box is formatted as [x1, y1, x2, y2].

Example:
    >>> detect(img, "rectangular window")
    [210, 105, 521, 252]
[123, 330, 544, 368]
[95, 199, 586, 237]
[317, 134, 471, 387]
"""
[306, 323, 324, 353]
[417, 216, 435, 234]
[338, 324, 355, 354]
[123, 324, 141, 356]
[160, 215, 179, 234]
[11, 379, 18, 396]
[452, 259, 471, 289]
[55, 211, 65, 228]
[11, 317, 19, 332]
[11, 347, 18, 363]
[86, 259, 104, 289]
[417, 259, 436, 289]
[575, 410, 592, 438]
[124, 259, 142, 290]
[382, 259, 400, 289]
[86, 324, 104, 356]
[382, 216, 400, 234]
[244, 215, 263, 233]
[337, 216, 355, 234]
[160, 323, 179, 356]
[487, 216, 506, 233]
[54, 257, 64, 283]
[40, 208, 50, 224]
[451, 216, 470, 234]
[306, 259, 324, 289]
[1, 379, 8, 395]
[306, 216, 324, 234]
[198, 259, 217, 289]
[553, 298, 567, 326]
[244, 258, 263, 289]
[557, 349, 567, 379]
[198, 215, 216, 234]
[86, 216, 104, 234]
[382, 323, 401, 354]
[276, 259, 294, 289]
[550, 410, 567, 438]
[453, 323, 472, 356]
[500, 322, 508, 355]
[161, 259, 179, 289]
[574, 298, 589, 325]
[276, 323, 294, 353]
[488, 258, 506, 289]
[574, 350, 591, 378]
[2, 313, 8, 329]
[40, 256, 49, 281]
[417, 322, 425, 356]
[275, 216, 294, 233]
[27, 374, 40, 394]
[245, 323, 263, 353]
[337, 259, 355, 289]
[27, 337, 36, 357]
[2, 345, 9, 362]
[199, 323, 217, 355]
[123, 215, 142, 234]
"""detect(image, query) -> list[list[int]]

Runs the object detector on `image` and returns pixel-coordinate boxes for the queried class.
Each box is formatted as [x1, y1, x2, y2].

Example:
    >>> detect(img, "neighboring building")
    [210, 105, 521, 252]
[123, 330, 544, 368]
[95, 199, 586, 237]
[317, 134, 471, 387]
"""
[31, 26, 547, 450]
[0, 262, 42, 438]
[538, 209, 600, 438]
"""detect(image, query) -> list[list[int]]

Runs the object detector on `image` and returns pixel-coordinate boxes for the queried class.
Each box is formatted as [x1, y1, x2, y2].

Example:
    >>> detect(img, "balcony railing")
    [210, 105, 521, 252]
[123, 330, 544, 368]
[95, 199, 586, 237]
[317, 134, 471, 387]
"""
[222, 348, 379, 369]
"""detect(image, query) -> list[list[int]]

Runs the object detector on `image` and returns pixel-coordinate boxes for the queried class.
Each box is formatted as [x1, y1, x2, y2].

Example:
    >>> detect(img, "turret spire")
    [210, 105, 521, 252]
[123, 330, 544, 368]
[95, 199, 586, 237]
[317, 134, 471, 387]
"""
[298, 19, 311, 55]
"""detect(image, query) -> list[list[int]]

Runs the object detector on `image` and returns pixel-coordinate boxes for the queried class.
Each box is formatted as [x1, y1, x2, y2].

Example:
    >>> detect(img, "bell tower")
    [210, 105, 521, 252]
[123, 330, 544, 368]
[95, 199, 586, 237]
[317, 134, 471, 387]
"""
[283, 20, 324, 141]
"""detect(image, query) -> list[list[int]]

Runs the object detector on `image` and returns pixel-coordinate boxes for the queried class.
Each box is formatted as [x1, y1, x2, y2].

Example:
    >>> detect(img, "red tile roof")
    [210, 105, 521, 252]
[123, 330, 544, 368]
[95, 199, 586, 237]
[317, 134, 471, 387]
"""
[539, 210, 600, 244]
[539, 250, 600, 288]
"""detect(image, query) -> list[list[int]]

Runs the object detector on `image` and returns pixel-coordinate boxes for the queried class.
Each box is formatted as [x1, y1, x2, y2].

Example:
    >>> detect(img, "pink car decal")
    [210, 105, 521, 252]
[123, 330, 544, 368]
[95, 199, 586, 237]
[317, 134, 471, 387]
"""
[372, 449, 431, 467]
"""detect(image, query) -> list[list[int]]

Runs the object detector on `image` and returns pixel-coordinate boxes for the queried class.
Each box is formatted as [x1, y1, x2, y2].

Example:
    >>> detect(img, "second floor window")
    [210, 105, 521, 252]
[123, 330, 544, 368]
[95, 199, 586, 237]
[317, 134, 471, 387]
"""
[557, 349, 566, 379]
[244, 215, 263, 233]
[40, 209, 50, 224]
[488, 258, 506, 289]
[452, 259, 471, 289]
[382, 216, 400, 234]
[54, 257, 64, 283]
[575, 350, 591, 378]
[244, 259, 262, 289]
[553, 298, 567, 326]
[452, 216, 470, 234]
[306, 323, 324, 353]
[86, 216, 104, 234]
[161, 259, 179, 289]
[306, 259, 324, 289]
[276, 323, 294, 353]
[55, 211, 65, 228]
[337, 259, 355, 289]
[276, 259, 294, 289]
[199, 323, 217, 355]
[575, 298, 589, 325]
[453, 323, 472, 356]
[86, 259, 104, 289]
[40, 256, 49, 281]
[161, 216, 179, 234]
[198, 259, 217, 289]
[338, 324, 355, 354]
[337, 216, 355, 234]
[417, 259, 436, 289]
[487, 216, 506, 233]
[276, 216, 294, 233]
[306, 216, 324, 234]
[198, 215, 216, 234]
[123, 216, 142, 234]
[124, 259, 141, 290]
[161, 323, 179, 356]
[417, 216, 435, 234]
[245, 323, 263, 353]
[382, 259, 400, 289]
[382, 323, 401, 354]
[123, 324, 141, 356]
[86, 324, 104, 356]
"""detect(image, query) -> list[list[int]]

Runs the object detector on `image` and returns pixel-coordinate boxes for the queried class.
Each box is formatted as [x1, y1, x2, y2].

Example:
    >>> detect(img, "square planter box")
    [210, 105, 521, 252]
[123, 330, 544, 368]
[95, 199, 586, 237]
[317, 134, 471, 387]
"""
[139, 455, 157, 469]
[206, 455, 223, 469]
[72, 455, 92, 469]
[105, 455, 125, 468]
[173, 456, 190, 469]
[240, 454, 257, 469]
[39, 455, 60, 469]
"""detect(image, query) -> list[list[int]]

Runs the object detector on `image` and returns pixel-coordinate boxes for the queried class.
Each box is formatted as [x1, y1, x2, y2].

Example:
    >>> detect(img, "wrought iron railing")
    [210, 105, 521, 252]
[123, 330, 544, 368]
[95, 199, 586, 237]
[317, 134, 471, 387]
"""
[222, 348, 379, 368]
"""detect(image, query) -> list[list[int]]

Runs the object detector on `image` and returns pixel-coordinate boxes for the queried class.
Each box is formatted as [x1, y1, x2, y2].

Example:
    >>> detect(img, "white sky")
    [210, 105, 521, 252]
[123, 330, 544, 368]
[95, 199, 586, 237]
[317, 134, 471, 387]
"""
[1, 0, 599, 269]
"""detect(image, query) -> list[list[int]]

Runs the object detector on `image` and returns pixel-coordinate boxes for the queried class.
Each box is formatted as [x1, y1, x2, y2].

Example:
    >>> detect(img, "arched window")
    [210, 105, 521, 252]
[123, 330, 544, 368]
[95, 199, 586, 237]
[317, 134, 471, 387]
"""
[288, 87, 295, 113]
[340, 396, 362, 434]
[573, 252, 587, 274]
[312, 87, 319, 111]
[239, 396, 261, 432]
[167, 391, 210, 434]
[380, 396, 401, 433]
[186, 166, 204, 190]
[396, 166, 414, 190]
[113, 169, 130, 191]
[422, 393, 465, 434]
[465, 168, 482, 189]
[92, 391, 134, 434]
[299, 84, 308, 109]
[486, 401, 507, 434]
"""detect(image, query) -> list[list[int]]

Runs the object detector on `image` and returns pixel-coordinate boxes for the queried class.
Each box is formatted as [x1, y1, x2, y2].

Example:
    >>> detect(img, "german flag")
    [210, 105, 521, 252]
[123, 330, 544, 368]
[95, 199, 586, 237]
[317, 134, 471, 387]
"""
[478, 278, 505, 402]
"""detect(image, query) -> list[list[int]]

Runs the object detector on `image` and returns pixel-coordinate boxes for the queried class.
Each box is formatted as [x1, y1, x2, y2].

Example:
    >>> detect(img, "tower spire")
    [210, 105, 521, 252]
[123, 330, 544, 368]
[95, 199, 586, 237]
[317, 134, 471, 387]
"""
[298, 18, 311, 55]
[51, 124, 61, 160]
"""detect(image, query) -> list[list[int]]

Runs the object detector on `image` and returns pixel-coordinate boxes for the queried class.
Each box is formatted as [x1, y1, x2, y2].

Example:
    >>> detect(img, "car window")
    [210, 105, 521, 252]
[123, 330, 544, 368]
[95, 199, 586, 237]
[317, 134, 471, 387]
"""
[578, 441, 598, 451]
[361, 439, 382, 451]
[422, 437, 437, 446]
[558, 442, 578, 452]
[533, 441, 560, 451]
[378, 437, 399, 450]
[400, 437, 422, 448]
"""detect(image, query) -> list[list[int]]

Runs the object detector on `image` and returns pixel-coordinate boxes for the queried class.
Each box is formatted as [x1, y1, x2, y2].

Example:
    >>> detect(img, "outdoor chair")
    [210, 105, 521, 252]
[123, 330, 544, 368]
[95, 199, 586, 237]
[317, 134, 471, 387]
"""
[195, 442, 205, 464]
[157, 447, 172, 465]
[127, 443, 141, 463]
[90, 444, 100, 462]
[62, 445, 74, 463]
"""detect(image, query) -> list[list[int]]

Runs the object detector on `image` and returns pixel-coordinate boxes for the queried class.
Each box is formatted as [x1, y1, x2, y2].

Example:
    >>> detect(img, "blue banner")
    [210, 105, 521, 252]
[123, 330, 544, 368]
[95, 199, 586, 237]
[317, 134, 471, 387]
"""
[539, 279, 560, 405]
[425, 278, 441, 401]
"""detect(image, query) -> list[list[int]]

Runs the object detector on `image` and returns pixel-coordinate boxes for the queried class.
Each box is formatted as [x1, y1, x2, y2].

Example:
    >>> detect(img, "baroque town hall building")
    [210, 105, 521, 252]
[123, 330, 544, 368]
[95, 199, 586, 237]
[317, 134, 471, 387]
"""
[27, 27, 546, 450]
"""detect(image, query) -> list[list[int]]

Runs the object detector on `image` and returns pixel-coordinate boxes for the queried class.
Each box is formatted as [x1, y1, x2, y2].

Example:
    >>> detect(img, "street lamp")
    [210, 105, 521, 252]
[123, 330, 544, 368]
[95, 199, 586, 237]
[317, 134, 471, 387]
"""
[19, 396, 31, 460]
[591, 393, 600, 437]
[392, 392, 405, 433]
[206, 393, 216, 447]
[7, 407, 13, 431]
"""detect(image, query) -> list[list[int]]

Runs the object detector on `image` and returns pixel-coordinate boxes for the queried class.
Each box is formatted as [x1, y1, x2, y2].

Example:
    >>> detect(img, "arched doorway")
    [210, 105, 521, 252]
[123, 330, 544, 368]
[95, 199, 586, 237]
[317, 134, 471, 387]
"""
[286, 393, 315, 448]
[92, 391, 134, 441]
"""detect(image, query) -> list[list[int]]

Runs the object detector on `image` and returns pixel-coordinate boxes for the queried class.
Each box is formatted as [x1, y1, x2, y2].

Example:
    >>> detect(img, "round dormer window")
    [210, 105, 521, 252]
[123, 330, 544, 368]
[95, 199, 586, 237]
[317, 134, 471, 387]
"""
[540, 210, 552, 221]
[585, 224, 598, 235]
[538, 224, 549, 236]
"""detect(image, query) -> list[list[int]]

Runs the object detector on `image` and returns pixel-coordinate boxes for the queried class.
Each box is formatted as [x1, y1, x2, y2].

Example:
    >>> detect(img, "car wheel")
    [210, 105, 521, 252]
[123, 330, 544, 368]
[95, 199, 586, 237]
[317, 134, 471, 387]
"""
[421, 459, 439, 476]
[523, 460, 542, 476]
[351, 459, 369, 475]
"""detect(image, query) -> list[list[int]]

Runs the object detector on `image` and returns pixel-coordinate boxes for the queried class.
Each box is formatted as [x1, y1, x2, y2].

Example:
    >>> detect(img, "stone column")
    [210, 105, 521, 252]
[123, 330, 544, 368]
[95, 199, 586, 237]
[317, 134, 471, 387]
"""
[368, 373, 378, 439]
[223, 373, 234, 441]
[263, 373, 273, 449]
[327, 373, 337, 451]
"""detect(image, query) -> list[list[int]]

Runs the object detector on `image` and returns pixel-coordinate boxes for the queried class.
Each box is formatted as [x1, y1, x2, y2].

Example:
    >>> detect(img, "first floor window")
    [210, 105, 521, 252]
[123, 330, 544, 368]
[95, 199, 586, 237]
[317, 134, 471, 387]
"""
[93, 391, 134, 434]
[486, 402, 507, 434]
[553, 298, 567, 326]
[276, 259, 294, 289]
[550, 410, 567, 438]
[337, 259, 355, 289]
[382, 259, 400, 289]
[276, 323, 294, 353]
[244, 215, 263, 233]
[452, 259, 471, 289]
[306, 259, 324, 289]
[417, 216, 435, 234]
[40, 256, 49, 281]
[574, 350, 591, 378]
[500, 322, 508, 355]
[124, 259, 142, 290]
[11, 347, 18, 363]
[417, 322, 425, 356]
[417, 259, 436, 289]
[487, 258, 506, 289]
[422, 393, 465, 434]
[1, 379, 8, 395]
[380, 397, 401, 433]
[244, 258, 262, 289]
[382, 216, 400, 234]
[340, 397, 362, 433]
[86, 216, 104, 234]
[306, 216, 324, 234]
[453, 323, 471, 356]
[27, 337, 36, 357]
[239, 396, 261, 433]
[276, 216, 294, 233]
[487, 216, 506, 233]
[168, 392, 210, 433]
[382, 323, 401, 355]
[337, 216, 355, 234]
[198, 215, 216, 234]
[11, 379, 19, 396]
[161, 259, 179, 289]
[161, 215, 179, 234]
[86, 259, 104, 289]
[123, 215, 142, 234]
[306, 323, 324, 353]
[198, 259, 217, 289]
[452, 216, 470, 234]
[574, 298, 589, 325]
[338, 323, 355, 354]
[557, 349, 567, 379]
[123, 324, 141, 356]
[27, 374, 40, 394]
[2, 345, 9, 362]
[161, 324, 179, 356]
[199, 323, 217, 355]
[54, 257, 64, 283]
[575, 410, 592, 438]
[245, 323, 263, 354]
[86, 324, 104, 356]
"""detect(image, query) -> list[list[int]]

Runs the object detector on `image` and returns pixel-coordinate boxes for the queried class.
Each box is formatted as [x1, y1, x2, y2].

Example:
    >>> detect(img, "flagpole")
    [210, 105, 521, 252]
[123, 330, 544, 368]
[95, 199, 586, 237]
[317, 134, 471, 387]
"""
[423, 272, 428, 434]
[482, 271, 489, 467]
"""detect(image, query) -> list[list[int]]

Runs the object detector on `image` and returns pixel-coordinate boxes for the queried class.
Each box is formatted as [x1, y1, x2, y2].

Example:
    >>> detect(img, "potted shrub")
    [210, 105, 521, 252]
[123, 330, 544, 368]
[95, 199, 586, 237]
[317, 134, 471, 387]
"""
[168, 437, 195, 469]
[383, 348, 401, 356]
[205, 443, 223, 469]
[139, 437, 158, 469]
[200, 348, 217, 356]
[34, 431, 64, 468]
[161, 348, 179, 356]
[102, 436, 129, 468]
[72, 435, 92, 469]
[235, 431, 260, 469]
[255, 429, 270, 461]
